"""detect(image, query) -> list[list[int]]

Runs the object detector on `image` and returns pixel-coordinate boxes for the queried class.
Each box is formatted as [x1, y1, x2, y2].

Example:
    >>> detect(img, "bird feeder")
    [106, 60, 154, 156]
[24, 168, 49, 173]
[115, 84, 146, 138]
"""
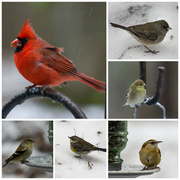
[24, 121, 53, 173]
[108, 121, 160, 178]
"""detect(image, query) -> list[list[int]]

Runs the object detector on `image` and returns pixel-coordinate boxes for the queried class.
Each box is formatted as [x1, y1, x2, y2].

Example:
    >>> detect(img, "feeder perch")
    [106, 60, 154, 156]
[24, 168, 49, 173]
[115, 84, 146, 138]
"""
[24, 121, 53, 173]
[108, 121, 161, 178]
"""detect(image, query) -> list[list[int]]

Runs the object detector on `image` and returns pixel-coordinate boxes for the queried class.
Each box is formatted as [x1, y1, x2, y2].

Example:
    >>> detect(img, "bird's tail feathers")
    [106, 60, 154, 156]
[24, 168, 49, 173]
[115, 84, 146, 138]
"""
[110, 22, 128, 31]
[78, 73, 106, 93]
[95, 147, 106, 152]
[2, 160, 10, 168]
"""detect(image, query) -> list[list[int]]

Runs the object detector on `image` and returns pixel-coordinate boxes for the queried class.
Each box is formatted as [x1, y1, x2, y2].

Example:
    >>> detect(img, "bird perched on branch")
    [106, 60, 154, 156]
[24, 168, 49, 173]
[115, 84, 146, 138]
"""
[123, 79, 146, 108]
[139, 139, 162, 170]
[3, 137, 34, 168]
[110, 20, 172, 54]
[11, 19, 105, 92]
[68, 135, 106, 157]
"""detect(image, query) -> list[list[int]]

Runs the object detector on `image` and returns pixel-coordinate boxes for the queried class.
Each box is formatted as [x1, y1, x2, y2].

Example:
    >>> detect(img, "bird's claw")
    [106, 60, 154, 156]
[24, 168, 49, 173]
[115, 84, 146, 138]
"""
[141, 166, 159, 171]
[74, 155, 82, 159]
[21, 160, 29, 164]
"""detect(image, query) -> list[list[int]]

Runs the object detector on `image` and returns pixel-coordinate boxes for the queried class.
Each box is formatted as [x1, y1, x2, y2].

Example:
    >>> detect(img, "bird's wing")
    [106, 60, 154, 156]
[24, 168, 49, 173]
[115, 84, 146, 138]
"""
[125, 88, 130, 100]
[145, 155, 150, 163]
[159, 149, 161, 157]
[130, 26, 159, 41]
[144, 30, 159, 41]
[5, 147, 27, 163]
[39, 47, 78, 76]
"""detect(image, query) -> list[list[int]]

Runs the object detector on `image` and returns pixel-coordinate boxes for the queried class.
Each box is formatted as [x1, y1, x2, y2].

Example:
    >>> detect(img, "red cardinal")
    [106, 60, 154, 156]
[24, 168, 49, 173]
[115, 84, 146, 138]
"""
[11, 19, 105, 92]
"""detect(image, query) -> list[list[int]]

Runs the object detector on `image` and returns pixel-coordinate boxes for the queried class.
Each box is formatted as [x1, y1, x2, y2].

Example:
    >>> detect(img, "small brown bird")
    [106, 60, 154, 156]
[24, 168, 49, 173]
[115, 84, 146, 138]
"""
[110, 20, 172, 54]
[3, 137, 34, 168]
[139, 139, 162, 170]
[68, 135, 106, 157]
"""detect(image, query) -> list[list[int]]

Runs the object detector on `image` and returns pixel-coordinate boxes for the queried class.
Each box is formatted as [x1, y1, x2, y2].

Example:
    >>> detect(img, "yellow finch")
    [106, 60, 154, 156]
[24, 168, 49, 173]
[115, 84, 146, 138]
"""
[3, 137, 34, 168]
[68, 135, 106, 157]
[123, 79, 146, 108]
[139, 139, 162, 170]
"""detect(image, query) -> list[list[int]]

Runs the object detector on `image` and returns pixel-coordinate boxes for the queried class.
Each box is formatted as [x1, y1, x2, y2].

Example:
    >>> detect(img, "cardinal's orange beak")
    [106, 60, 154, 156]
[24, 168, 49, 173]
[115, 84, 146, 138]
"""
[11, 38, 21, 47]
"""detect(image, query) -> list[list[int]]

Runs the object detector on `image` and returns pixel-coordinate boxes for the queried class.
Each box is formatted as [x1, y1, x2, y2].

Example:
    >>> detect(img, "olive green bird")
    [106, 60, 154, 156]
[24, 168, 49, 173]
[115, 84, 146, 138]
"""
[3, 137, 34, 168]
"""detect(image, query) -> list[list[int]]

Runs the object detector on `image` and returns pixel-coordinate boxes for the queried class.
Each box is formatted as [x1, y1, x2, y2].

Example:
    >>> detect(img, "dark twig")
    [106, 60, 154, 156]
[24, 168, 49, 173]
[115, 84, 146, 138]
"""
[2, 87, 87, 119]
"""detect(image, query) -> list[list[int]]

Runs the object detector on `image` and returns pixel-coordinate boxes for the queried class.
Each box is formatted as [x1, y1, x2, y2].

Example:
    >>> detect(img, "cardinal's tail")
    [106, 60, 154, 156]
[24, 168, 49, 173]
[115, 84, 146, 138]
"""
[78, 73, 106, 93]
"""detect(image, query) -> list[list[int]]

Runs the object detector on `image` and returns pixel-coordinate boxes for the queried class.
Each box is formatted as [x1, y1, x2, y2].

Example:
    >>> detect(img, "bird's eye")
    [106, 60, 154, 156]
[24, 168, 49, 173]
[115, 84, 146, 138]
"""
[24, 38, 28, 42]
[140, 83, 143, 86]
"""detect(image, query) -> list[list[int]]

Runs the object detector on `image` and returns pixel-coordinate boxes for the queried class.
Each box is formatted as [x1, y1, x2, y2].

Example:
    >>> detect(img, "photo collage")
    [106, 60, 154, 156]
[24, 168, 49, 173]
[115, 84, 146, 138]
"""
[2, 1, 178, 179]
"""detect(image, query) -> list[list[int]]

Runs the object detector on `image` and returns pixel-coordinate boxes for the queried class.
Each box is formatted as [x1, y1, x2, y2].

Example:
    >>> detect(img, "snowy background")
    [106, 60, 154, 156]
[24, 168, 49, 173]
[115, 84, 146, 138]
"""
[55, 121, 107, 178]
[2, 121, 53, 178]
[121, 121, 178, 178]
[108, 2, 178, 59]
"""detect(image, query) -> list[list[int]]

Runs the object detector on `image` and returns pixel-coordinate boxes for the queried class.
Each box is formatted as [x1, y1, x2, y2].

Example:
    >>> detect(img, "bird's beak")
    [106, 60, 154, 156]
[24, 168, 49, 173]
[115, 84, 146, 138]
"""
[156, 141, 162, 144]
[11, 38, 21, 47]
[168, 27, 172, 30]
[144, 84, 147, 89]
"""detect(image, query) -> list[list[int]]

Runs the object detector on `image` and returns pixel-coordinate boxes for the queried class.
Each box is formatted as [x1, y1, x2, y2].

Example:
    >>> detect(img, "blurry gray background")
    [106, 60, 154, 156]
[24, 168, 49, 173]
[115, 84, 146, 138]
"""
[109, 61, 178, 118]
[2, 2, 106, 118]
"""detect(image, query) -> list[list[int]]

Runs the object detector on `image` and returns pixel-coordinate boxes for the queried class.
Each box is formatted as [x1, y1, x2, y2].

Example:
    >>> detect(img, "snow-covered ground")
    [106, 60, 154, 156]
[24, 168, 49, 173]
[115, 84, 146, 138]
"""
[55, 121, 107, 178]
[108, 2, 178, 59]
